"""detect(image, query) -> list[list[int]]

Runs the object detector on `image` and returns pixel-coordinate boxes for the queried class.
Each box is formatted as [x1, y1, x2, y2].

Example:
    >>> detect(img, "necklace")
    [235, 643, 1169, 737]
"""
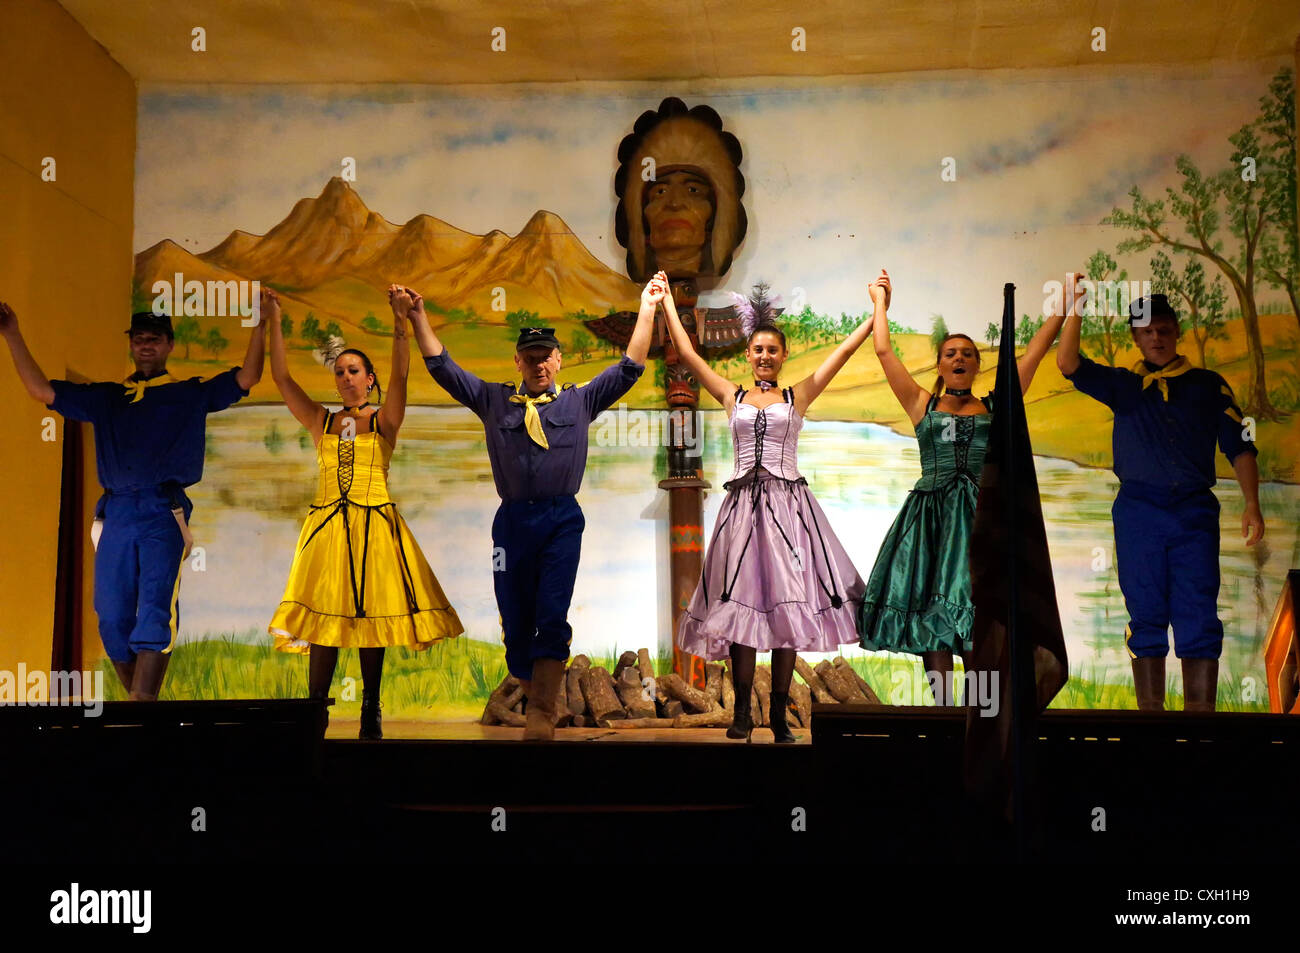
[343, 401, 371, 412]
[754, 380, 778, 392]
[946, 388, 972, 397]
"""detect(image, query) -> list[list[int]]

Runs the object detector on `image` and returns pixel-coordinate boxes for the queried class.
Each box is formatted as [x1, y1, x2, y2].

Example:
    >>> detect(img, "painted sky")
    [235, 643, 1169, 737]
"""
[136, 60, 1289, 339]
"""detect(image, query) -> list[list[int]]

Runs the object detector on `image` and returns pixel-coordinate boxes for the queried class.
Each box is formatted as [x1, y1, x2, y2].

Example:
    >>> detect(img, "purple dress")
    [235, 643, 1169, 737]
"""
[677, 386, 866, 661]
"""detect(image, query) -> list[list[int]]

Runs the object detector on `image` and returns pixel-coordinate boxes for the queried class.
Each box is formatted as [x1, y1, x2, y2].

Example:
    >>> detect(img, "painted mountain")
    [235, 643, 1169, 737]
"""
[133, 176, 641, 324]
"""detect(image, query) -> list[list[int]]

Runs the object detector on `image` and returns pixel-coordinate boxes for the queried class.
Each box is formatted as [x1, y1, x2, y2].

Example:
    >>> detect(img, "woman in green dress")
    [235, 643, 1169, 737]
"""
[857, 269, 1069, 703]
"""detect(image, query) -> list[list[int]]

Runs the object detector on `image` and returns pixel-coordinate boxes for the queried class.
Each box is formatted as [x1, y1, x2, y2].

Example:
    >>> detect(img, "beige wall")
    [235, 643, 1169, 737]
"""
[0, 0, 135, 675]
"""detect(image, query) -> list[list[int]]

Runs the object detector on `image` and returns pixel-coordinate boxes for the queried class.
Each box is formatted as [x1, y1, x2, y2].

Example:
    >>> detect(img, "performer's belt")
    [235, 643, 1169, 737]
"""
[502, 493, 577, 507]
[92, 482, 194, 557]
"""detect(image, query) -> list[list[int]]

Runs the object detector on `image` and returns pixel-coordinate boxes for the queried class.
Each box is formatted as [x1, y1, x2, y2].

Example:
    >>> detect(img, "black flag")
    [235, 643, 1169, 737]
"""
[962, 283, 1069, 839]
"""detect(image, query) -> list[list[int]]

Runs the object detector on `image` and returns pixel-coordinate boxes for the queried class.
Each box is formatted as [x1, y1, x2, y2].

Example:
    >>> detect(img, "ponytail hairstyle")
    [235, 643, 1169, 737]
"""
[334, 347, 383, 401]
[932, 332, 979, 397]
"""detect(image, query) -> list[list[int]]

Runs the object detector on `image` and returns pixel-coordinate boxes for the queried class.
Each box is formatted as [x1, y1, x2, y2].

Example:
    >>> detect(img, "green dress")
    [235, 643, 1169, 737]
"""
[857, 393, 992, 656]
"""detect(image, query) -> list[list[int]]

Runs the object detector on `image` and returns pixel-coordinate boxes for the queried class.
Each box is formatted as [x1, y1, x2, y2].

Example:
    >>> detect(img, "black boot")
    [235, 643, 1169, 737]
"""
[769, 691, 796, 743]
[727, 690, 754, 741]
[359, 689, 383, 740]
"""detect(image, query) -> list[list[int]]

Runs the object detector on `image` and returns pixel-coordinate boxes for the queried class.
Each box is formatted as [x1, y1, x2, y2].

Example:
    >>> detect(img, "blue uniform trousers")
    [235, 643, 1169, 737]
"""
[491, 496, 584, 679]
[1113, 487, 1223, 660]
[94, 489, 189, 662]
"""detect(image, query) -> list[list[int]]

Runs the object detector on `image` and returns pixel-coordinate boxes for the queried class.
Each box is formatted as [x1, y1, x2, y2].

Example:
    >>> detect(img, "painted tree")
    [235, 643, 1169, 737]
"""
[929, 314, 949, 351]
[1016, 313, 1044, 348]
[300, 312, 322, 346]
[1081, 250, 1130, 366]
[174, 316, 201, 360]
[324, 320, 343, 340]
[203, 326, 228, 360]
[280, 314, 293, 340]
[1103, 101, 1278, 416]
[1150, 251, 1228, 367]
[570, 328, 594, 361]
[1256, 68, 1298, 332]
[985, 321, 999, 348]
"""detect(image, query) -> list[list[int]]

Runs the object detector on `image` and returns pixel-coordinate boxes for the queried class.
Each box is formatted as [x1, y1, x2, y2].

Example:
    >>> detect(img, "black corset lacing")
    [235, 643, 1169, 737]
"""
[707, 403, 844, 611]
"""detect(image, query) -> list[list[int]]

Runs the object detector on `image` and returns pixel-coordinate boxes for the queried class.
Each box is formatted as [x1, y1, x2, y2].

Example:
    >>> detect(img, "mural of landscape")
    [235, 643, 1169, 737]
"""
[117, 63, 1299, 722]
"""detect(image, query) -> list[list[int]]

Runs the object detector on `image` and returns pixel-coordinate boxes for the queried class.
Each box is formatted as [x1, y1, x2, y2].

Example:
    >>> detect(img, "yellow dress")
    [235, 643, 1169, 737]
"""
[269, 420, 463, 653]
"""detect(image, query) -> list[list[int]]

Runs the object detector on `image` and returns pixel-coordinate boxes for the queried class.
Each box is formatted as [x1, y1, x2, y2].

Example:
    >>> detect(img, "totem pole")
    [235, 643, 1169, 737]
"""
[585, 98, 749, 689]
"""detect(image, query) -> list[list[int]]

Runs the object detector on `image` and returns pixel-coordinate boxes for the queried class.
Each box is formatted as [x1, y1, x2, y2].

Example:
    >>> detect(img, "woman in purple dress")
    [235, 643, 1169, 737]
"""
[660, 271, 876, 742]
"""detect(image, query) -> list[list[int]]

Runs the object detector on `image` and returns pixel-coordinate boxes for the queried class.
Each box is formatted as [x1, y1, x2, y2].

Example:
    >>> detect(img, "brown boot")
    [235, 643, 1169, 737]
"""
[1181, 658, 1219, 712]
[523, 659, 564, 741]
[111, 660, 136, 695]
[128, 649, 171, 701]
[1131, 656, 1166, 711]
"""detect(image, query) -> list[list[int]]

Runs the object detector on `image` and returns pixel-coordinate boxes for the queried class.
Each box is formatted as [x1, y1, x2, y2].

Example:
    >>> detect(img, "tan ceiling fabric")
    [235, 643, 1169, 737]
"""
[56, 0, 1300, 84]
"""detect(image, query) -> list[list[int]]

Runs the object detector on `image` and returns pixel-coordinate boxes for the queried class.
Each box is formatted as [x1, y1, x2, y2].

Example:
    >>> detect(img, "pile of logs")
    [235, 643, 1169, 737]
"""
[480, 650, 882, 730]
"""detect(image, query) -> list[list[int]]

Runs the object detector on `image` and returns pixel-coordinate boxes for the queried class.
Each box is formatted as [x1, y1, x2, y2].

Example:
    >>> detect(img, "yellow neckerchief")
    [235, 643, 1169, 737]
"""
[508, 386, 559, 449]
[1133, 355, 1190, 401]
[123, 371, 178, 403]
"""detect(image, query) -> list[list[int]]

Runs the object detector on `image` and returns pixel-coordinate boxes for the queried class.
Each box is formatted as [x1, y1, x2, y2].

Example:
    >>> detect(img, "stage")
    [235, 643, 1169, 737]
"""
[6, 700, 1297, 865]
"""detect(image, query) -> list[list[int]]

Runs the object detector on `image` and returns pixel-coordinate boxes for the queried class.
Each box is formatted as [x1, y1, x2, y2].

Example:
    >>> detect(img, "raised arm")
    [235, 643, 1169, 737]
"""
[376, 287, 413, 443]
[869, 270, 929, 425]
[792, 309, 875, 415]
[266, 289, 327, 442]
[0, 301, 56, 405]
[657, 274, 735, 411]
[234, 301, 267, 391]
[403, 284, 445, 358]
[1016, 272, 1077, 395]
[1055, 272, 1085, 377]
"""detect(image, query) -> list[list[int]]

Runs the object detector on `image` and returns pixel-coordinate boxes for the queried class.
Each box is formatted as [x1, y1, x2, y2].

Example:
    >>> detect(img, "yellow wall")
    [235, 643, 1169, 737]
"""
[0, 0, 135, 674]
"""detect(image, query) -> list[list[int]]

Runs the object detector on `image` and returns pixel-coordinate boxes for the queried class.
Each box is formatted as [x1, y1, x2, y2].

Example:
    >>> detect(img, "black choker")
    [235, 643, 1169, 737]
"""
[946, 388, 972, 397]
[754, 380, 778, 392]
[343, 402, 371, 412]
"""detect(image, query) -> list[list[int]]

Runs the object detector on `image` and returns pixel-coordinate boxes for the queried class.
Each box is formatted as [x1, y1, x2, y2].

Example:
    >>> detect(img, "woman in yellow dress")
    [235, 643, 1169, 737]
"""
[266, 286, 463, 738]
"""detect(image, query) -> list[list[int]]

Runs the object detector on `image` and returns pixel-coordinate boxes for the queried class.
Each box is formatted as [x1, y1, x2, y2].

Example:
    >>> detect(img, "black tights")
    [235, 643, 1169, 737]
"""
[920, 650, 971, 706]
[728, 645, 796, 699]
[308, 646, 386, 699]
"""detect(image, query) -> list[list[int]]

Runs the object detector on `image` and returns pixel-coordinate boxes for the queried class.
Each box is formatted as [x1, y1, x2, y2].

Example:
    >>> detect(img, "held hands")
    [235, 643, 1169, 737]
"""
[641, 271, 669, 307]
[387, 284, 414, 321]
[260, 287, 281, 326]
[868, 269, 891, 311]
[1055, 271, 1088, 318]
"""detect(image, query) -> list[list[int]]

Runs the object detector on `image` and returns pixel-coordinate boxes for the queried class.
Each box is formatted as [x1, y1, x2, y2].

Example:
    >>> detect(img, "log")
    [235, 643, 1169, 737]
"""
[486, 701, 525, 727]
[814, 660, 860, 704]
[658, 673, 714, 714]
[613, 650, 639, 681]
[602, 717, 677, 729]
[616, 666, 657, 719]
[754, 665, 772, 692]
[721, 670, 735, 711]
[566, 655, 590, 717]
[673, 709, 734, 729]
[505, 684, 526, 713]
[755, 683, 772, 727]
[637, 648, 667, 704]
[572, 713, 591, 727]
[704, 664, 723, 704]
[834, 656, 882, 704]
[827, 657, 871, 703]
[480, 675, 518, 725]
[580, 666, 625, 723]
[662, 700, 684, 719]
[795, 656, 835, 704]
[789, 680, 813, 729]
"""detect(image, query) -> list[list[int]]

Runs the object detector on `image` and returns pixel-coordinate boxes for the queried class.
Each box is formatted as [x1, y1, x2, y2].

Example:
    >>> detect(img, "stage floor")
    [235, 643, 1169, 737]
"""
[326, 718, 810, 743]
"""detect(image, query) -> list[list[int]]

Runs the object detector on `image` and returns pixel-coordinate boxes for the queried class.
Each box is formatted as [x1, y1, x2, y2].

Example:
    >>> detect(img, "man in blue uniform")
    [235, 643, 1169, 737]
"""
[1, 298, 266, 700]
[407, 283, 657, 739]
[1057, 287, 1264, 711]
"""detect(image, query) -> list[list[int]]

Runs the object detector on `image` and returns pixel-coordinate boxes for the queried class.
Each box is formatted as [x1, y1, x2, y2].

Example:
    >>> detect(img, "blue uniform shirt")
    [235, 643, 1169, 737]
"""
[424, 350, 644, 502]
[47, 368, 248, 493]
[1064, 355, 1256, 501]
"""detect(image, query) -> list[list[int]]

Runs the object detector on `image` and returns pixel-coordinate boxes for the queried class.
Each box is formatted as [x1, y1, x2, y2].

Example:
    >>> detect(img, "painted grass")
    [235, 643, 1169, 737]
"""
[97, 635, 1271, 718]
